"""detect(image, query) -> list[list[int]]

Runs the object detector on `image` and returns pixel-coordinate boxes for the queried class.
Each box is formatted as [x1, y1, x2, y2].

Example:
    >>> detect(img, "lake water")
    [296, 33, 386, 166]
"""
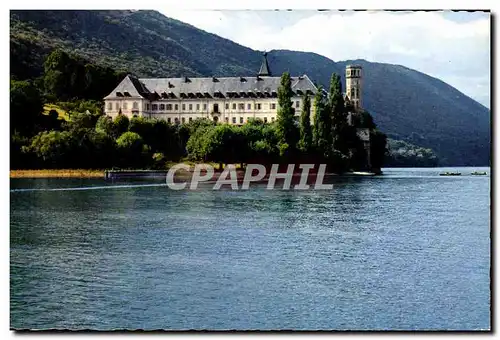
[10, 167, 491, 331]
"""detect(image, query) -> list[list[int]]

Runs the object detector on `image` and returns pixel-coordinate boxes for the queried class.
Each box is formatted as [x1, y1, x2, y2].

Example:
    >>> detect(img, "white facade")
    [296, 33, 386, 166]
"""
[104, 96, 310, 125]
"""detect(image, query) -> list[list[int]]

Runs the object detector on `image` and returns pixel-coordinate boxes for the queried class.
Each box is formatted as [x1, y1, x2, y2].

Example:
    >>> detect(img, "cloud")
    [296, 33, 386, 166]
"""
[163, 10, 490, 108]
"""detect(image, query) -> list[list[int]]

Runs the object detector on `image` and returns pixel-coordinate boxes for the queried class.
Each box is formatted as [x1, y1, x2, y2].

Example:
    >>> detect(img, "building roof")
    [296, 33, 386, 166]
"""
[104, 74, 318, 100]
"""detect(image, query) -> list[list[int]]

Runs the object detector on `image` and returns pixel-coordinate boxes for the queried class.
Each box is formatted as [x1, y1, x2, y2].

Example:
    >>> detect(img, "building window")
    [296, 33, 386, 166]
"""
[160, 104, 165, 111]
[196, 104, 200, 111]
[213, 103, 219, 113]
[115, 103, 120, 110]
[351, 88, 355, 98]
[225, 103, 229, 110]
[175, 104, 179, 111]
[167, 118, 171, 123]
[240, 117, 243, 124]
[225, 117, 229, 123]
[271, 117, 275, 122]
[107, 102, 112, 110]
[123, 102, 128, 110]
[152, 104, 158, 111]
[146, 103, 150, 111]
[182, 117, 186, 124]
[182, 104, 186, 111]
[270, 103, 276, 110]
[189, 117, 192, 122]
[264, 117, 268, 123]
[247, 103, 252, 110]
[238, 103, 245, 110]
[189, 104, 193, 111]
[203, 103, 207, 110]
[174, 118, 179, 124]
[166, 104, 172, 110]
[356, 88, 360, 98]
[295, 101, 300, 108]
[232, 117, 236, 124]
[232, 103, 236, 110]
[256, 103, 262, 110]
[133, 102, 139, 110]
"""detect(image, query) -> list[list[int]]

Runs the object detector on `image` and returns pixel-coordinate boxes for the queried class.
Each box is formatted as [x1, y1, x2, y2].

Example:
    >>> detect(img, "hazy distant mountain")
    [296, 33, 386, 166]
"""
[10, 10, 490, 165]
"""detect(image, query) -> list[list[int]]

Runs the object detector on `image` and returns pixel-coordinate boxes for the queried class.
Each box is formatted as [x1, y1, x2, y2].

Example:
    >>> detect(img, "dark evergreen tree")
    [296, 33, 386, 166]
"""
[328, 73, 349, 156]
[298, 94, 312, 153]
[312, 86, 331, 160]
[276, 72, 298, 157]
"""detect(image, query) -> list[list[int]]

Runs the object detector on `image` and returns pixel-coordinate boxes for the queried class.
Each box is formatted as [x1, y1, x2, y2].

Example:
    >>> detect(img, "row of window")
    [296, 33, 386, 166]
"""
[107, 100, 302, 112]
[347, 69, 361, 77]
[107, 102, 140, 110]
[350, 88, 360, 99]
[165, 116, 275, 125]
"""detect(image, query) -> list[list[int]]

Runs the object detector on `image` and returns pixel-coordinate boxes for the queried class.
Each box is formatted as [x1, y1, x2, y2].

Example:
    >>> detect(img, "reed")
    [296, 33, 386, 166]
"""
[10, 169, 104, 178]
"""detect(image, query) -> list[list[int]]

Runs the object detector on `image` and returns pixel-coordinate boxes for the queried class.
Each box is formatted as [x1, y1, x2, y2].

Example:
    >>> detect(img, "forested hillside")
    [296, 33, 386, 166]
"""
[10, 10, 491, 166]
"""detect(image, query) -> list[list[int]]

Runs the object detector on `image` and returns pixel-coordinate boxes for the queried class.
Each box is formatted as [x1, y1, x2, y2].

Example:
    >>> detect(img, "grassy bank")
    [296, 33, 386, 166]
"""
[10, 169, 104, 178]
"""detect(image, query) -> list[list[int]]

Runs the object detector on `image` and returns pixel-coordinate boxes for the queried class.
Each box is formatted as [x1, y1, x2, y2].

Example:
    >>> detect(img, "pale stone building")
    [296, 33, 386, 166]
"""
[104, 54, 372, 168]
[104, 53, 317, 125]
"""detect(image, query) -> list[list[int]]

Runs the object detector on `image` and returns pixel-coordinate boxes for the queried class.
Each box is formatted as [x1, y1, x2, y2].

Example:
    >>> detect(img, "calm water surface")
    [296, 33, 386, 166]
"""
[10, 167, 490, 330]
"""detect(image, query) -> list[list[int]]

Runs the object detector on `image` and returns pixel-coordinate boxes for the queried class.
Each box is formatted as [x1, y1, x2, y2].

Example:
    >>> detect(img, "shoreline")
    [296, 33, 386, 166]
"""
[11, 168, 380, 179]
[10, 169, 105, 178]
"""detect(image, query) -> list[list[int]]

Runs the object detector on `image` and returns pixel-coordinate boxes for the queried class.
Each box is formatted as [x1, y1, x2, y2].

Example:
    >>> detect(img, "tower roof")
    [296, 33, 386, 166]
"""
[258, 52, 271, 76]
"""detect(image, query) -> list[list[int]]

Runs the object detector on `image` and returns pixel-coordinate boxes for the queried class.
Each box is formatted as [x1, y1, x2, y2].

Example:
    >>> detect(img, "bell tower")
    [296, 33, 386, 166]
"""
[345, 65, 362, 110]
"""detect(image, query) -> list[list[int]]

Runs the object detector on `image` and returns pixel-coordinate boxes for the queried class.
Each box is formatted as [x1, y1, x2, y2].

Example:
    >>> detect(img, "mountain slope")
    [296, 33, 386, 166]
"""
[10, 10, 490, 165]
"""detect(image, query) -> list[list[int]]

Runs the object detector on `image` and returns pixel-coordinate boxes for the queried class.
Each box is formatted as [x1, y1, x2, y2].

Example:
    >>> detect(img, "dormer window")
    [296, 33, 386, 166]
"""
[116, 92, 123, 97]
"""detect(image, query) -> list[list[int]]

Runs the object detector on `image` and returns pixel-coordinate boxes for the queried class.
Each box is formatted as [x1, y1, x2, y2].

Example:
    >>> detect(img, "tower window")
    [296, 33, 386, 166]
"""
[351, 88, 355, 98]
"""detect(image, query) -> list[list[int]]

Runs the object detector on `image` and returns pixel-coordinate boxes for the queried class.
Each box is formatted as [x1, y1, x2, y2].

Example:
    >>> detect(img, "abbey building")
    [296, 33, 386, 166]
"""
[104, 53, 319, 125]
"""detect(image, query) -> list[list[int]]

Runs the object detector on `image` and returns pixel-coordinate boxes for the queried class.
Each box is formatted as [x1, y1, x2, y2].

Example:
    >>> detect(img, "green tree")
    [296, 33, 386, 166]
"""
[312, 86, 331, 160]
[276, 72, 298, 157]
[10, 79, 43, 134]
[116, 131, 146, 168]
[328, 73, 349, 156]
[25, 130, 74, 167]
[114, 114, 130, 136]
[298, 94, 312, 153]
[95, 115, 116, 137]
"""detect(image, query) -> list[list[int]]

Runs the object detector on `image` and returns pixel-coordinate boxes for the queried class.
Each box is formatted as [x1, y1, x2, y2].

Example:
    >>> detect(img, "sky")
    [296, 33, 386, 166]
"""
[161, 10, 491, 108]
